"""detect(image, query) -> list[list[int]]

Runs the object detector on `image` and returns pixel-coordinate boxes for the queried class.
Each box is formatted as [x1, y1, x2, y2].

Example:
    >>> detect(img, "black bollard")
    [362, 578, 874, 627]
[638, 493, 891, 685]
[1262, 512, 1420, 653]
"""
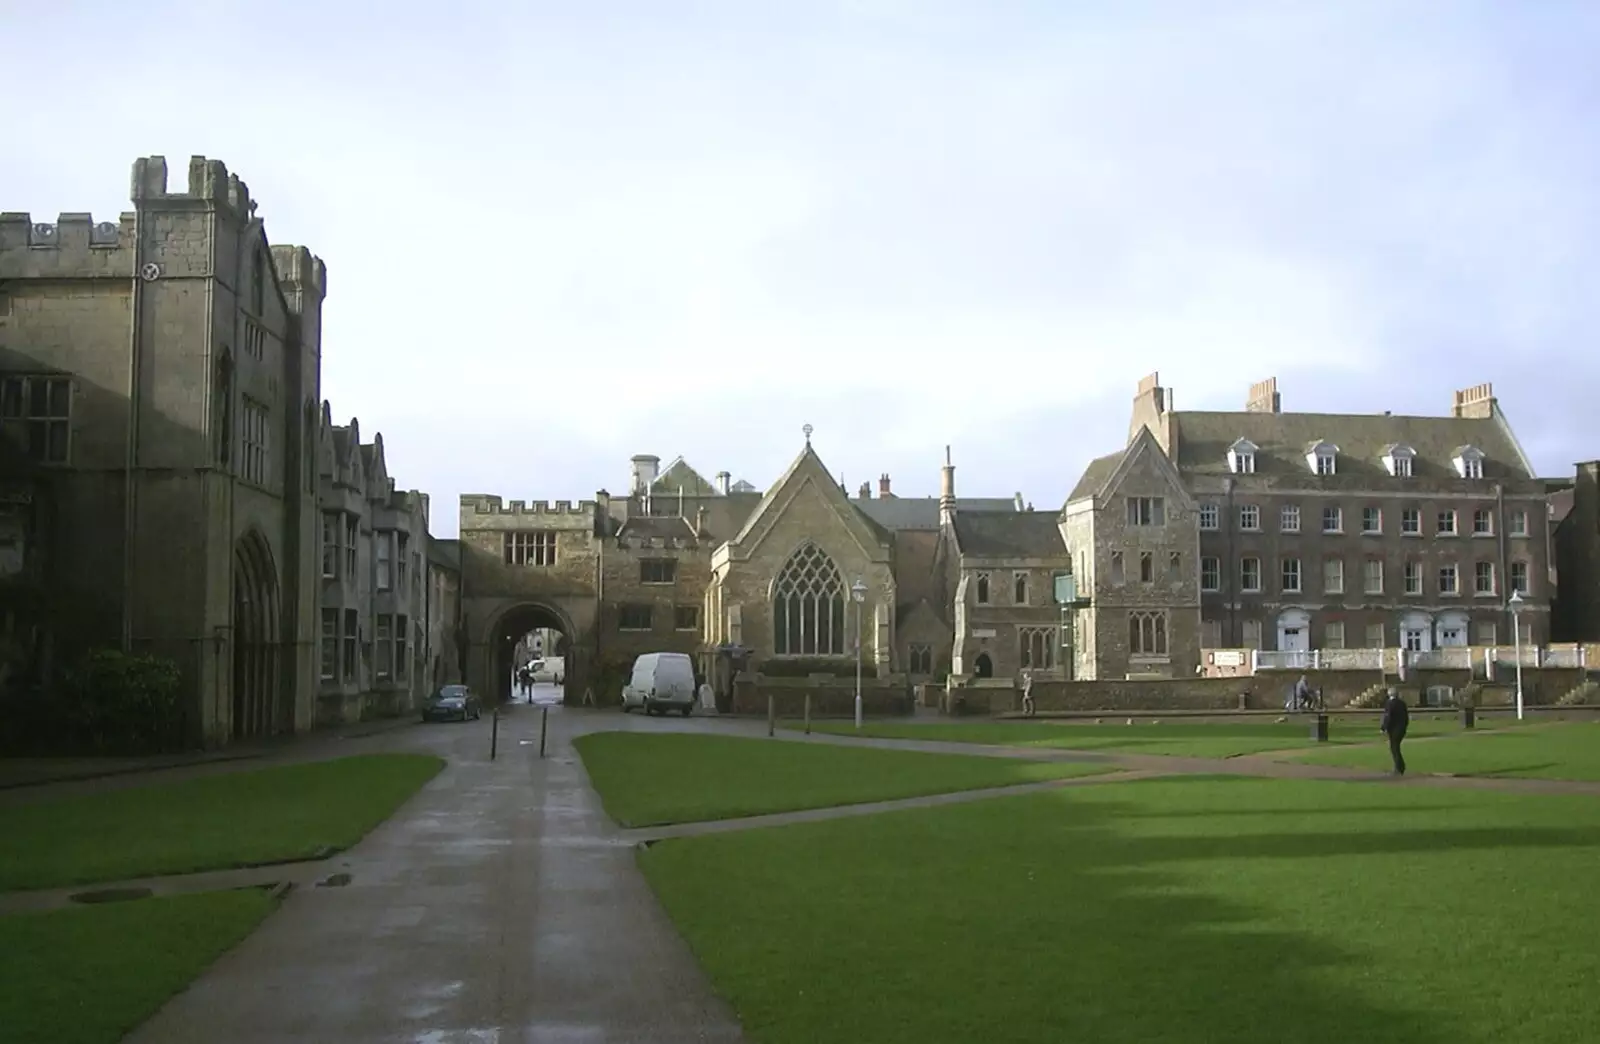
[539, 705, 549, 757]
[768, 693, 776, 737]
[490, 708, 500, 761]
[804, 693, 812, 735]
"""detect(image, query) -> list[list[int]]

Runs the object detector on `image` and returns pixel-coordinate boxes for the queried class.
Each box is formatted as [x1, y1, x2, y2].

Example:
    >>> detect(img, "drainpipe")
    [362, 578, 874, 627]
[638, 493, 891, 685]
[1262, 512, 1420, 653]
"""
[120, 210, 144, 653]
[1496, 482, 1510, 646]
[1224, 477, 1236, 647]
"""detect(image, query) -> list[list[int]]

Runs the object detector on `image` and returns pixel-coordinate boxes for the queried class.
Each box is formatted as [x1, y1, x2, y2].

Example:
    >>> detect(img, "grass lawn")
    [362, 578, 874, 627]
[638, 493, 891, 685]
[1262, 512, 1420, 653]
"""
[0, 888, 278, 1044]
[1295, 721, 1600, 780]
[573, 732, 1110, 827]
[795, 715, 1501, 758]
[642, 775, 1600, 1044]
[0, 753, 444, 893]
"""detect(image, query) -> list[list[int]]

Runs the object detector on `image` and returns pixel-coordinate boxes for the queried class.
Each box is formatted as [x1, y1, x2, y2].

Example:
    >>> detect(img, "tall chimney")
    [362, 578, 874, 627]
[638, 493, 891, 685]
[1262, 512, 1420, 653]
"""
[715, 470, 731, 495]
[1451, 382, 1497, 420]
[859, 481, 871, 499]
[939, 446, 956, 528]
[878, 473, 893, 498]
[629, 454, 660, 495]
[1245, 378, 1281, 414]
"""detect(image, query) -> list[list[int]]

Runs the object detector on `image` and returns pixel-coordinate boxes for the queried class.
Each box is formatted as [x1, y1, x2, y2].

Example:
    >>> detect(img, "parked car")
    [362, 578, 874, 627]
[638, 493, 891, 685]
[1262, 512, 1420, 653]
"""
[422, 684, 481, 723]
[621, 652, 697, 716]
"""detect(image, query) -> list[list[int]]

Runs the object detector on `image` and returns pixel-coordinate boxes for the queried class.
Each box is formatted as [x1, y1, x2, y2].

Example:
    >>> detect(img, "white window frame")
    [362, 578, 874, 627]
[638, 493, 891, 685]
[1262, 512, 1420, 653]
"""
[1239, 504, 1260, 531]
[1280, 504, 1300, 533]
[1322, 505, 1343, 534]
[1281, 557, 1302, 593]
[1474, 561, 1495, 596]
[1240, 556, 1261, 593]
[1363, 558, 1384, 595]
[1437, 510, 1457, 536]
[1200, 556, 1220, 592]
[1404, 561, 1423, 596]
[1198, 503, 1219, 530]
[1401, 508, 1421, 535]
[1438, 563, 1459, 596]
[1323, 558, 1344, 595]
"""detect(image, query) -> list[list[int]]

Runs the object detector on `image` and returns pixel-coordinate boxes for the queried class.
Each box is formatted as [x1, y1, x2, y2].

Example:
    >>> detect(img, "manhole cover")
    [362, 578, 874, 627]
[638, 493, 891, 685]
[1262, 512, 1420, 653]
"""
[70, 887, 154, 904]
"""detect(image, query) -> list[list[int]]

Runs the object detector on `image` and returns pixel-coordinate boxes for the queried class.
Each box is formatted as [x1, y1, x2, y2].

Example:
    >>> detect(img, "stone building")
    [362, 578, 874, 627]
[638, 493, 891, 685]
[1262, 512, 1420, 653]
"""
[1109, 372, 1552, 659]
[0, 155, 325, 746]
[0, 432, 54, 697]
[458, 436, 1025, 704]
[315, 411, 432, 722]
[1060, 425, 1202, 679]
[426, 537, 462, 689]
[1550, 461, 1600, 642]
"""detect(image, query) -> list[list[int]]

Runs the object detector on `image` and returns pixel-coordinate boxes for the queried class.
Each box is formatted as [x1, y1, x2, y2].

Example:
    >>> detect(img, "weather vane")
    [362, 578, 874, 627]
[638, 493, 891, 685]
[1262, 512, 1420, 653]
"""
[802, 423, 813, 445]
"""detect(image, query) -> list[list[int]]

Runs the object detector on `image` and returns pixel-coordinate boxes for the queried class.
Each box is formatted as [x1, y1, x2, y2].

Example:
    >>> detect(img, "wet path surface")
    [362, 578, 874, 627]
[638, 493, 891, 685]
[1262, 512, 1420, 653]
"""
[124, 696, 744, 1044]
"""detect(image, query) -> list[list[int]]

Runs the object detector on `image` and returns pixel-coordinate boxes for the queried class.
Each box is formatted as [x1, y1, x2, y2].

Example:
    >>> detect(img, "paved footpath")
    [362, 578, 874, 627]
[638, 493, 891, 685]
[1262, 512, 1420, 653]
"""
[123, 702, 744, 1044]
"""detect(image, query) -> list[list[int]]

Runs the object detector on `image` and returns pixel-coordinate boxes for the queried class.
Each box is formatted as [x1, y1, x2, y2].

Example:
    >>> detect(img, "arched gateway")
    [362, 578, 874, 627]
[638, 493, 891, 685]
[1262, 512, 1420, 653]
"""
[231, 530, 284, 741]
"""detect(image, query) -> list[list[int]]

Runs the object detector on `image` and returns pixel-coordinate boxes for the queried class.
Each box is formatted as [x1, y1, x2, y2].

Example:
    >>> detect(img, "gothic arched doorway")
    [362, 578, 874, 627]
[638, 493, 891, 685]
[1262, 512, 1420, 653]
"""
[232, 530, 282, 742]
[973, 652, 994, 679]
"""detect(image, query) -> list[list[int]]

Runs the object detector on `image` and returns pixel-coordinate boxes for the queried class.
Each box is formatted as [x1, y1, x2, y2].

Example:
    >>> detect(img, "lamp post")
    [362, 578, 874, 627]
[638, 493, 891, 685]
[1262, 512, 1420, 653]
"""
[1509, 589, 1525, 721]
[851, 578, 868, 730]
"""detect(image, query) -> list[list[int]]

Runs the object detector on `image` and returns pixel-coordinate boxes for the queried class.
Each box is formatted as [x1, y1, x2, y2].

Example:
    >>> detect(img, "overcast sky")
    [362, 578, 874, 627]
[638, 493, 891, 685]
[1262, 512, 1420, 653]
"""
[7, 1, 1598, 535]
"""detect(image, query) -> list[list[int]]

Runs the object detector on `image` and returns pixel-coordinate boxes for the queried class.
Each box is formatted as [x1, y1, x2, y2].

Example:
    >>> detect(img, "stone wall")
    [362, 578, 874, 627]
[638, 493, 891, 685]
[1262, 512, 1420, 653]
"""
[981, 665, 1589, 715]
[730, 674, 915, 717]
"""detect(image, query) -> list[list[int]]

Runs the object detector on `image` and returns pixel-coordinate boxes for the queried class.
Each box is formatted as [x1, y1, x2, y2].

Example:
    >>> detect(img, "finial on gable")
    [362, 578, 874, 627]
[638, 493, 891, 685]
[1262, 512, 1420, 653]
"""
[803, 423, 813, 445]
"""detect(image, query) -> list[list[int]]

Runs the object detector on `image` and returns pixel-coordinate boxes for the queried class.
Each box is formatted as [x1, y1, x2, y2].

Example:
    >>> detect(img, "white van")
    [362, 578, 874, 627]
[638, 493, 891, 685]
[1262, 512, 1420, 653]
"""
[621, 652, 698, 716]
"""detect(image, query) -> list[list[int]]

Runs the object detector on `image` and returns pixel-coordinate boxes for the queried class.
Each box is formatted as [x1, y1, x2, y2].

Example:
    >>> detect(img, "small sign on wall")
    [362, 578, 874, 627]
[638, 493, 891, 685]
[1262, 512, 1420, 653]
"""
[972, 628, 997, 639]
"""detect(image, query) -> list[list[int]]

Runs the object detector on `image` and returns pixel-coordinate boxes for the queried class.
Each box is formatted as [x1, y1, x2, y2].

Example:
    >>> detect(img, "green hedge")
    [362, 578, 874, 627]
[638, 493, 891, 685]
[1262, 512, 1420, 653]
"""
[2, 649, 187, 755]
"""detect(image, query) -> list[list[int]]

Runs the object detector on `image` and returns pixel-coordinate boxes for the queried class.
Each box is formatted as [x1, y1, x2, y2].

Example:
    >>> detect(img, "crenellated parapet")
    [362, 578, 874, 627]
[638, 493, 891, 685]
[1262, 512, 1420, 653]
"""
[0, 211, 137, 279]
[459, 494, 600, 534]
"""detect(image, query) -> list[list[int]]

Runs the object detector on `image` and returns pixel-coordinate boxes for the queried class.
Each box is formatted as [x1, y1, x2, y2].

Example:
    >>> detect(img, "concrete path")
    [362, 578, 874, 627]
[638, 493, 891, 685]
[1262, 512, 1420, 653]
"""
[122, 699, 744, 1044]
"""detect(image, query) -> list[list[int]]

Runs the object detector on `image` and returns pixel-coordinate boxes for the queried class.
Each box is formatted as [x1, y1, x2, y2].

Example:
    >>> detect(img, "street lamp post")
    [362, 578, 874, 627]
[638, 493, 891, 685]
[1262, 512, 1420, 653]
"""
[1509, 589, 1525, 721]
[851, 578, 868, 730]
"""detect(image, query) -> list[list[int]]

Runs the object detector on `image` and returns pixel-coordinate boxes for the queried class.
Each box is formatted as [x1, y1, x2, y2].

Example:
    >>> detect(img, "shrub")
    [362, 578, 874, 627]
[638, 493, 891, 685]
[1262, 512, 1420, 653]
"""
[58, 649, 186, 755]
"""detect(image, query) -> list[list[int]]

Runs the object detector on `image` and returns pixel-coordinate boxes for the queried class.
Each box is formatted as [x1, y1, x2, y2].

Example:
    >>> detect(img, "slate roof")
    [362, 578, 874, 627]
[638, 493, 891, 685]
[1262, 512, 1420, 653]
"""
[1066, 450, 1127, 503]
[427, 537, 460, 570]
[1169, 410, 1535, 483]
[952, 511, 1067, 558]
[616, 515, 697, 540]
[650, 457, 719, 497]
[855, 496, 1018, 531]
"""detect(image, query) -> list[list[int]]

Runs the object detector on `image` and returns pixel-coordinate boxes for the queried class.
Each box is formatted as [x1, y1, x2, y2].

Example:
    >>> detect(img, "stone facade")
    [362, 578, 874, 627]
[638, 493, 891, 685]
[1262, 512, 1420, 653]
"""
[426, 537, 462, 690]
[0, 155, 448, 747]
[1060, 426, 1203, 679]
[315, 414, 431, 724]
[0, 156, 324, 746]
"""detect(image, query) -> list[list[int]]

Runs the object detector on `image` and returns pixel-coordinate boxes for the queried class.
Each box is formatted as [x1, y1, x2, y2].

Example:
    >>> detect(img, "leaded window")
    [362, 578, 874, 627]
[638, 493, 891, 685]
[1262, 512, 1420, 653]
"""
[773, 542, 847, 655]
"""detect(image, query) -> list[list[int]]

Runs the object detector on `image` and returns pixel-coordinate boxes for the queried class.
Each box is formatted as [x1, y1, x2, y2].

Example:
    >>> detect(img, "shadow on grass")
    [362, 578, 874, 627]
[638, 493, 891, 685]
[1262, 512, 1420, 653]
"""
[1470, 763, 1561, 777]
[642, 790, 1481, 1044]
[1116, 804, 1461, 820]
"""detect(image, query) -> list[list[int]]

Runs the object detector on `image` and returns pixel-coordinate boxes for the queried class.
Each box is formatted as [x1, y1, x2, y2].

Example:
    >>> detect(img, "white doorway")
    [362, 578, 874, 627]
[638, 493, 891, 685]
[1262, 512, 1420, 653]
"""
[1276, 608, 1312, 652]
[1400, 611, 1433, 653]
[1435, 612, 1468, 648]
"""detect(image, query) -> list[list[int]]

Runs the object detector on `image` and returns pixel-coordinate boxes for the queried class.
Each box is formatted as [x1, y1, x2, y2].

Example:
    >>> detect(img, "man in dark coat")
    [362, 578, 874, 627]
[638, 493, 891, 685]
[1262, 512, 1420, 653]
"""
[1380, 687, 1410, 776]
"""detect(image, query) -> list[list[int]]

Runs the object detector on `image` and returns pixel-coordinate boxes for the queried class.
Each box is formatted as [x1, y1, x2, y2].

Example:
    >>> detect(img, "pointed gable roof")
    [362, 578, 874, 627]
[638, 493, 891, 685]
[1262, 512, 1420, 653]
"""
[650, 456, 718, 497]
[1098, 425, 1196, 508]
[727, 442, 889, 559]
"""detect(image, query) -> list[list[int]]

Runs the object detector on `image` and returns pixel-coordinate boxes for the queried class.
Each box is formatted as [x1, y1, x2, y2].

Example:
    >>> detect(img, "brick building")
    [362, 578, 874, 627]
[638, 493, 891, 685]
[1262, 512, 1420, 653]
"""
[1103, 372, 1551, 665]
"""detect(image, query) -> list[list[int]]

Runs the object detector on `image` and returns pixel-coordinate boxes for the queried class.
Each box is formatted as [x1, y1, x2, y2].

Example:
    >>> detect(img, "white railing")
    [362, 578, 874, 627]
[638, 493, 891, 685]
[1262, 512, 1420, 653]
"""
[1318, 648, 1385, 671]
[1488, 645, 1543, 668]
[1542, 646, 1588, 668]
[1253, 650, 1313, 671]
[1405, 647, 1475, 671]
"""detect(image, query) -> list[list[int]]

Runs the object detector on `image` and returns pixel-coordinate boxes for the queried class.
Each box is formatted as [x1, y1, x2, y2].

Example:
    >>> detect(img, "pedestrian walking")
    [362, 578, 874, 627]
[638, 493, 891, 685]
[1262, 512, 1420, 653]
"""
[1380, 687, 1410, 776]
[1020, 670, 1036, 717]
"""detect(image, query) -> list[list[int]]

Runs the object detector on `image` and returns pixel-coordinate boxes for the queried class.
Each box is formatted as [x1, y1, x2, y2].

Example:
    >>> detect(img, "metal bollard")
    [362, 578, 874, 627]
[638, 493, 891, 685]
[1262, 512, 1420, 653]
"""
[768, 693, 776, 737]
[804, 693, 812, 735]
[539, 705, 549, 757]
[490, 708, 500, 761]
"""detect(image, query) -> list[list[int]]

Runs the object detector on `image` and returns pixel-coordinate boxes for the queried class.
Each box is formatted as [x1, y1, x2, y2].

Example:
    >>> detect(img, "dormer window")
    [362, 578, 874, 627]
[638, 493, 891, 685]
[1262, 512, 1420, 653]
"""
[1305, 441, 1338, 476]
[1228, 438, 1257, 475]
[1453, 445, 1485, 479]
[1382, 443, 1415, 478]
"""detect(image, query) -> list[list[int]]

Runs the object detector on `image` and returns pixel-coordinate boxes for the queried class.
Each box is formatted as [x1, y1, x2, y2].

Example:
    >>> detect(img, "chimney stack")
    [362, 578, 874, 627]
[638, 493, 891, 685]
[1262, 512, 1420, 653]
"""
[1014, 492, 1025, 511]
[694, 505, 707, 536]
[878, 473, 893, 498]
[1245, 378, 1281, 414]
[858, 481, 871, 499]
[629, 454, 660, 495]
[1451, 382, 1497, 420]
[715, 470, 731, 495]
[939, 446, 957, 528]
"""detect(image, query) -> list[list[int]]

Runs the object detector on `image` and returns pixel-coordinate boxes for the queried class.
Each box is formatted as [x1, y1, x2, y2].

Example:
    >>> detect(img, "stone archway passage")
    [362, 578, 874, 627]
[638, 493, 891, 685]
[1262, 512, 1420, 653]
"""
[232, 531, 281, 742]
[973, 652, 994, 679]
[492, 603, 574, 705]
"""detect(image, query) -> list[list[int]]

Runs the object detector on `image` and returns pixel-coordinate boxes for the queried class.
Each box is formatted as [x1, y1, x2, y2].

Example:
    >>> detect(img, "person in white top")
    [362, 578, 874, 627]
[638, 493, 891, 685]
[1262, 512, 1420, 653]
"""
[698, 681, 715, 712]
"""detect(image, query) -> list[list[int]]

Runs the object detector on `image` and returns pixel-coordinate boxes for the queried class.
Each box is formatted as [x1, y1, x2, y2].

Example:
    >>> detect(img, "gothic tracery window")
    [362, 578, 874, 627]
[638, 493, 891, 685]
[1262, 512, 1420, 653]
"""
[772, 542, 847, 656]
